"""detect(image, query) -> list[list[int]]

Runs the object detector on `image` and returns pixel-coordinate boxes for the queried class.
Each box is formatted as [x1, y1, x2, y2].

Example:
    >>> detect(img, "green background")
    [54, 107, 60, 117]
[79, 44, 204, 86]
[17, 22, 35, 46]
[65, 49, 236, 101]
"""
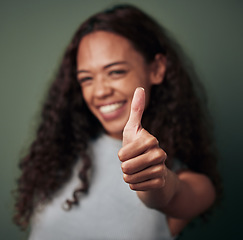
[1, 0, 242, 239]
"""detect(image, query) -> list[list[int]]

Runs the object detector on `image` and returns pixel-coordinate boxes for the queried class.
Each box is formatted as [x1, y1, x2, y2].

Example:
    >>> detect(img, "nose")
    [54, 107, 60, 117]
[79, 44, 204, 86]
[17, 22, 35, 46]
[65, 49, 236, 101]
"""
[93, 75, 112, 98]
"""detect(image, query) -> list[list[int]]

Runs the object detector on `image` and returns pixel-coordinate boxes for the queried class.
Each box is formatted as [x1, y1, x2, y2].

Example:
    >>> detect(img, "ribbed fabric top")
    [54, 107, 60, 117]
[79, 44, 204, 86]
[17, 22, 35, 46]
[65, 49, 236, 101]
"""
[29, 134, 174, 240]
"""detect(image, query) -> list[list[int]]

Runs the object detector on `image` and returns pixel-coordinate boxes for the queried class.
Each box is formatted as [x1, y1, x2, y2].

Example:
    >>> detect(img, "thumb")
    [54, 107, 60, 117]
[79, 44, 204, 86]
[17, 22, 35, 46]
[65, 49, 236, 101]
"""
[123, 87, 145, 145]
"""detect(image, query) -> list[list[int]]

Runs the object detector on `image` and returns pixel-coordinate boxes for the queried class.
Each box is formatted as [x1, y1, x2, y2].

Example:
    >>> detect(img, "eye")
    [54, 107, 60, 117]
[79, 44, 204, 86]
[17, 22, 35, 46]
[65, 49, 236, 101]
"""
[77, 77, 93, 86]
[109, 70, 127, 78]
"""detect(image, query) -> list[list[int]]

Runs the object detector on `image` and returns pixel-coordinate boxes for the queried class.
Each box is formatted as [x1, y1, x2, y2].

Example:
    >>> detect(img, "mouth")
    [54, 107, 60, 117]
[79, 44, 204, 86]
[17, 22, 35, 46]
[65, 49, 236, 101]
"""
[96, 101, 127, 121]
[99, 101, 126, 114]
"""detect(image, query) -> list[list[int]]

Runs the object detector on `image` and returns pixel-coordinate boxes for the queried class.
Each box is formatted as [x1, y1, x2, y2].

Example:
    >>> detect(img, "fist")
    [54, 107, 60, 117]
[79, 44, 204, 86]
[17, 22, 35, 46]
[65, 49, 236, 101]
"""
[118, 88, 167, 191]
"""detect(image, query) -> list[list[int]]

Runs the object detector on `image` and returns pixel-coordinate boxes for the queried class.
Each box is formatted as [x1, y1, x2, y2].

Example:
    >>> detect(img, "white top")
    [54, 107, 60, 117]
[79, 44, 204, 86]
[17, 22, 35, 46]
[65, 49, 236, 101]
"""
[29, 134, 175, 240]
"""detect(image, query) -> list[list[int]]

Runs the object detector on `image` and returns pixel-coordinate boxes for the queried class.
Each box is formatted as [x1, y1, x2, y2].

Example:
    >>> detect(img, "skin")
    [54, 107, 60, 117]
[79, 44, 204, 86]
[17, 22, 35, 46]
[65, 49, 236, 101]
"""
[76, 31, 165, 139]
[120, 88, 216, 235]
[77, 31, 216, 236]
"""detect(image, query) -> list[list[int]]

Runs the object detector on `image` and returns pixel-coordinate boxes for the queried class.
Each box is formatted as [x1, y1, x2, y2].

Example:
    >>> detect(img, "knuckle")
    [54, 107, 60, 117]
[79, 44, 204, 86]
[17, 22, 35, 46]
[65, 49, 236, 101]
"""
[121, 163, 126, 173]
[123, 174, 130, 183]
[121, 163, 131, 174]
[151, 136, 159, 146]
[141, 132, 158, 148]
[129, 184, 136, 191]
[154, 178, 165, 188]
[118, 149, 124, 161]
[163, 151, 167, 162]
[150, 165, 161, 176]
[152, 148, 164, 164]
[154, 164, 164, 175]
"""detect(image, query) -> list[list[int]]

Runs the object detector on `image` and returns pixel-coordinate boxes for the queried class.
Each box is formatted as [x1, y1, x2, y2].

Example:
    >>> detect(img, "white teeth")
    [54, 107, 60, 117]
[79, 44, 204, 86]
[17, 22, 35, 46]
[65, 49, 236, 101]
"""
[99, 102, 124, 114]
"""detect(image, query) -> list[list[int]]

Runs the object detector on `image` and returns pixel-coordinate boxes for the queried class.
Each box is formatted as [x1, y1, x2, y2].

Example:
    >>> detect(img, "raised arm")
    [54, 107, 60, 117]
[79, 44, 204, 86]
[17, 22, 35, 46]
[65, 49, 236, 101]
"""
[118, 87, 216, 235]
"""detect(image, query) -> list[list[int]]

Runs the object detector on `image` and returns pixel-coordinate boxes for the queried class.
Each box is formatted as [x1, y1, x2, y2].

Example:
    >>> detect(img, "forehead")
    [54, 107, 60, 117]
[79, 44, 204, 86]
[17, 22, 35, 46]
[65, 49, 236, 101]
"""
[76, 31, 144, 69]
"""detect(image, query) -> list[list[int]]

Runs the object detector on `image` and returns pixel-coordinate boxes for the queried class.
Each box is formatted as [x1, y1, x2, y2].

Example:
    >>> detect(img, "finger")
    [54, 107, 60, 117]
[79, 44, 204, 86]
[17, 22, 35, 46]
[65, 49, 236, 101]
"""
[123, 164, 166, 184]
[124, 87, 145, 136]
[121, 147, 166, 175]
[118, 130, 159, 162]
[129, 178, 166, 191]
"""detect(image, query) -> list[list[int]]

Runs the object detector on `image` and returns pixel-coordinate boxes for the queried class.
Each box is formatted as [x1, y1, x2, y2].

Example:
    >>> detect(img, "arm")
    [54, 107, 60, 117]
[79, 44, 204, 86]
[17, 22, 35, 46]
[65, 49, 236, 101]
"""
[136, 168, 216, 219]
[118, 88, 216, 233]
[119, 132, 216, 218]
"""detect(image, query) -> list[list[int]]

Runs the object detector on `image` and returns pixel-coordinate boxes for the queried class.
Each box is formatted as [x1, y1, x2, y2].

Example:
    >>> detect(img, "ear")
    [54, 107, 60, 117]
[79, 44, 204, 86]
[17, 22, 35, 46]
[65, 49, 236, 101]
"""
[149, 53, 167, 85]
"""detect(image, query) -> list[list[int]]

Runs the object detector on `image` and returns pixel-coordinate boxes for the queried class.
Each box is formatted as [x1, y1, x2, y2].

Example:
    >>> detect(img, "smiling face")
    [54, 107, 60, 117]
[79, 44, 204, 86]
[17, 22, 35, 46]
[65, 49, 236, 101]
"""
[76, 31, 164, 139]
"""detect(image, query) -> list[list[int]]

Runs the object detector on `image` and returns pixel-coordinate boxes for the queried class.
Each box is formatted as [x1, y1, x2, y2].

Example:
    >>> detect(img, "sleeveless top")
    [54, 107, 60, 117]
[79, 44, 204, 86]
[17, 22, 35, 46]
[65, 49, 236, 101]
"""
[29, 134, 175, 240]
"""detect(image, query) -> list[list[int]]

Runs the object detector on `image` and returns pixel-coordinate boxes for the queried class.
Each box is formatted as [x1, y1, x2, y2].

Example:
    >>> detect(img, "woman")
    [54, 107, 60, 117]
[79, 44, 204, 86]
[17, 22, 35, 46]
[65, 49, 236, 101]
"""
[14, 4, 221, 240]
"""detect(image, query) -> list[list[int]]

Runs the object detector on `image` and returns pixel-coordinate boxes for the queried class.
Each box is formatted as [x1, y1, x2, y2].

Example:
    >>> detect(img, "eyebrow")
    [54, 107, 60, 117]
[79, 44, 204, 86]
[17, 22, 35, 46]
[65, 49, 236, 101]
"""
[76, 61, 128, 74]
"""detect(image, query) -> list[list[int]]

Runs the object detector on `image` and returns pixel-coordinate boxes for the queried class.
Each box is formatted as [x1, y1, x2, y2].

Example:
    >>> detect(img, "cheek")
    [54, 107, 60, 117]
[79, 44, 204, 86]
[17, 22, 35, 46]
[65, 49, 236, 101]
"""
[81, 87, 91, 105]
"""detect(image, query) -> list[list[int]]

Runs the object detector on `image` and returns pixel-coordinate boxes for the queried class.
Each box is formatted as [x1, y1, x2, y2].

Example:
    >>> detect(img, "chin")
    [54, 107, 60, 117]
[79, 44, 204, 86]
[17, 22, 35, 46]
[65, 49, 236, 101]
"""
[103, 124, 124, 140]
[98, 115, 128, 140]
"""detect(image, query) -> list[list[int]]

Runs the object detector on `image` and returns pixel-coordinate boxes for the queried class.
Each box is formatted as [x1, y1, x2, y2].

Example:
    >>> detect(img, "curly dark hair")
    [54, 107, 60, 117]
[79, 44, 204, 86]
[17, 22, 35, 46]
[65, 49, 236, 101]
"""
[13, 4, 221, 229]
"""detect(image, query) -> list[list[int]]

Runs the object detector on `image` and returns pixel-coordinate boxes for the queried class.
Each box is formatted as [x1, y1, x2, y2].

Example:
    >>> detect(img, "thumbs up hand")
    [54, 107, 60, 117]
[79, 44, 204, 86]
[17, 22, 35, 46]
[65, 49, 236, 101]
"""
[122, 87, 145, 146]
[118, 87, 167, 192]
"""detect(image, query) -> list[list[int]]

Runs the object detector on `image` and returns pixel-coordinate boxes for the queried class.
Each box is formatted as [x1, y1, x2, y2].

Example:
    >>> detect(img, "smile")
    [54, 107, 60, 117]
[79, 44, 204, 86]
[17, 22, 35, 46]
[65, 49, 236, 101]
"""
[99, 102, 125, 114]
